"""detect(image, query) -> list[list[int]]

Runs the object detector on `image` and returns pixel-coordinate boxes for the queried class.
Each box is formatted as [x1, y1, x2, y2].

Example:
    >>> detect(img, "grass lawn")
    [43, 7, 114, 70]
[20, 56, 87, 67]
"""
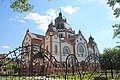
[1, 70, 120, 80]
[49, 71, 120, 80]
[0, 77, 38, 80]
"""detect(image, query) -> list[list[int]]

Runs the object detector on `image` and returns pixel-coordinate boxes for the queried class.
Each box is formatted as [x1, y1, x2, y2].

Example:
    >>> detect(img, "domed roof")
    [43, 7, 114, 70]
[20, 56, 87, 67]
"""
[55, 11, 66, 23]
[56, 22, 72, 31]
[55, 11, 73, 31]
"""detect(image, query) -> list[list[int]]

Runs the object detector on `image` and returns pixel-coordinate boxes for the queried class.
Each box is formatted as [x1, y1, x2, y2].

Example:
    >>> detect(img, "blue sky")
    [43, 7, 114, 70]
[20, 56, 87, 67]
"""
[0, 0, 120, 53]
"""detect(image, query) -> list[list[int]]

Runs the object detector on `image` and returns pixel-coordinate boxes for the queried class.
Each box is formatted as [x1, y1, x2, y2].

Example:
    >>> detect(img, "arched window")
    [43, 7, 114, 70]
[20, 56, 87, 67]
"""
[57, 24, 60, 29]
[63, 47, 69, 55]
[68, 34, 71, 38]
[78, 44, 84, 57]
[46, 45, 48, 50]
[61, 34, 63, 38]
[59, 34, 61, 38]
[59, 34, 63, 38]
[61, 23, 64, 29]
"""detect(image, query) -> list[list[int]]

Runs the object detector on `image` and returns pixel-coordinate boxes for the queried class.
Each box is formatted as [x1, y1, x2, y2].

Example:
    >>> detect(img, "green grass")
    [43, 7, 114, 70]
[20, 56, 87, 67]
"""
[0, 77, 37, 80]
[48, 71, 120, 80]
[1, 70, 120, 80]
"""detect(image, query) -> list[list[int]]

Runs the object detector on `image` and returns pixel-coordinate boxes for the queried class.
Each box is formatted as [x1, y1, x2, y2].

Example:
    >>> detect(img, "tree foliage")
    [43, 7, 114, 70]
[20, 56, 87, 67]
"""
[10, 0, 34, 12]
[8, 0, 120, 15]
[99, 48, 120, 70]
[9, 0, 51, 13]
[107, 0, 120, 46]
[107, 0, 120, 18]
[113, 24, 120, 38]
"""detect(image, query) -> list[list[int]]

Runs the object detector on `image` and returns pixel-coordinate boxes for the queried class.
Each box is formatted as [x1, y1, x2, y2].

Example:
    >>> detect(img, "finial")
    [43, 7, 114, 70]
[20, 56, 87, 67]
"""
[78, 29, 81, 34]
[27, 28, 29, 32]
[59, 8, 62, 16]
[89, 34, 94, 40]
[60, 8, 61, 12]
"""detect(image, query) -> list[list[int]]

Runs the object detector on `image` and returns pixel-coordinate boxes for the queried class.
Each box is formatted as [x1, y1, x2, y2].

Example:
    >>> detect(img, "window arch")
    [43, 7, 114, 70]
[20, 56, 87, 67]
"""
[61, 34, 63, 38]
[57, 24, 60, 29]
[68, 34, 71, 38]
[46, 45, 48, 50]
[59, 34, 63, 38]
[63, 47, 69, 55]
[61, 23, 64, 29]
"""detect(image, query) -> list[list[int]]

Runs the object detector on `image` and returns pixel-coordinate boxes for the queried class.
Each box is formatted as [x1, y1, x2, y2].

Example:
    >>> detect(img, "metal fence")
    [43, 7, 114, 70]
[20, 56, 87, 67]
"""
[0, 45, 120, 80]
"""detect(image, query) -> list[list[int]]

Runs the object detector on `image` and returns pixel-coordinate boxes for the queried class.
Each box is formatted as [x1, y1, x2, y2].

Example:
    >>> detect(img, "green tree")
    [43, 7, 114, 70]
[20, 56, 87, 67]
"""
[9, 0, 51, 13]
[107, 0, 120, 47]
[7, 63, 19, 75]
[99, 48, 120, 70]
[107, 0, 120, 18]
[3, 0, 120, 15]
[10, 0, 34, 12]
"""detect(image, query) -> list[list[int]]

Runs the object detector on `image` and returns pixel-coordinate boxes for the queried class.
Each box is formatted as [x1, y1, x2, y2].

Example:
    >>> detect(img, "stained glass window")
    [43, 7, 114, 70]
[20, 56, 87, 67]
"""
[78, 44, 84, 57]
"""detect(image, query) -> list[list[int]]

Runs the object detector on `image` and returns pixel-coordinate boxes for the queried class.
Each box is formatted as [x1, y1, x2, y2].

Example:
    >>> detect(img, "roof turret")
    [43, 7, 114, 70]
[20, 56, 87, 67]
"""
[88, 35, 94, 45]
[46, 22, 56, 32]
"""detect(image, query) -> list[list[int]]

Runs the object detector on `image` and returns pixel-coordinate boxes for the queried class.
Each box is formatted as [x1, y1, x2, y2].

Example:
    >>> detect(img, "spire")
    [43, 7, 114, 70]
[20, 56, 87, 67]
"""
[59, 8, 62, 16]
[88, 35, 94, 45]
[78, 29, 81, 34]
[48, 21, 54, 28]
[27, 28, 29, 32]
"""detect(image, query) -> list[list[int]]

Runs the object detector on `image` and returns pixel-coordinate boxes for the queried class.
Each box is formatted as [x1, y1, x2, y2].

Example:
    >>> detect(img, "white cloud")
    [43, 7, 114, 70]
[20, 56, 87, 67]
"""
[18, 20, 25, 23]
[46, 9, 56, 19]
[24, 7, 80, 32]
[101, 29, 113, 37]
[0, 45, 10, 49]
[24, 9, 57, 32]
[61, 5, 79, 14]
[9, 16, 26, 23]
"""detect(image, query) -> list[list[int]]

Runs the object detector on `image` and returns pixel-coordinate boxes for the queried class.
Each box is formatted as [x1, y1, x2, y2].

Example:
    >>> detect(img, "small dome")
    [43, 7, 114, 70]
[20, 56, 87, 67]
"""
[46, 22, 56, 32]
[48, 22, 54, 28]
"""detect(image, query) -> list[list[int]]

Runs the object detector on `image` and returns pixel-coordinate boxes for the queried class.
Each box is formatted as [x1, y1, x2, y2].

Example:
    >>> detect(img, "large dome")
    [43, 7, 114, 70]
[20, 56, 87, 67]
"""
[56, 22, 72, 31]
[55, 11, 73, 31]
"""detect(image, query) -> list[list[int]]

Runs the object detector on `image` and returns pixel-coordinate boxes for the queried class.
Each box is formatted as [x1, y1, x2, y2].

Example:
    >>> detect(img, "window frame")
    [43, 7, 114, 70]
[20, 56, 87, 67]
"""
[77, 43, 85, 57]
[63, 46, 70, 55]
